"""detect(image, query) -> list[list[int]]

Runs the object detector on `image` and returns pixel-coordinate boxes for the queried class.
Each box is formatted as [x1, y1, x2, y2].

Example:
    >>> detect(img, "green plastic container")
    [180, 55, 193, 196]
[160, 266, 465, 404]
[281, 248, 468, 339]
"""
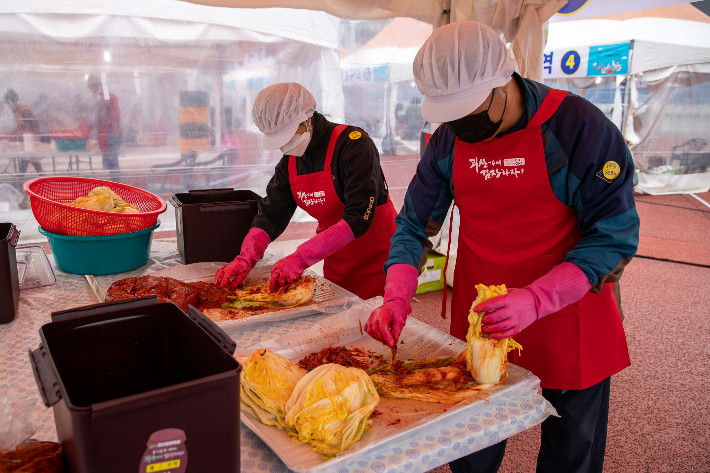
[39, 221, 160, 275]
[55, 138, 87, 152]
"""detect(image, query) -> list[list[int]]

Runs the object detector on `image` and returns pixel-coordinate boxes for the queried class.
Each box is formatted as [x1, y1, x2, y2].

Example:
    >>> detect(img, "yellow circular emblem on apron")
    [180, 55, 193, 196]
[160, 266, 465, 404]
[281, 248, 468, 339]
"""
[602, 161, 620, 180]
[349, 130, 362, 140]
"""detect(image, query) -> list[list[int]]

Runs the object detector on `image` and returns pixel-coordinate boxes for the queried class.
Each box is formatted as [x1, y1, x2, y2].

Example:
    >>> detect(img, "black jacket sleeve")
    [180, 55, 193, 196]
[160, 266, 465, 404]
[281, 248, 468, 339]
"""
[251, 156, 297, 241]
[335, 129, 385, 239]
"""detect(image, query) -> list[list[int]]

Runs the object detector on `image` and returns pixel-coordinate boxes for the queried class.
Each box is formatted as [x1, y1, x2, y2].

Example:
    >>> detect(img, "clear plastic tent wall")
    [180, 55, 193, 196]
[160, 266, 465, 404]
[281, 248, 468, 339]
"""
[0, 0, 430, 241]
[543, 17, 710, 194]
[545, 70, 710, 195]
[629, 67, 710, 194]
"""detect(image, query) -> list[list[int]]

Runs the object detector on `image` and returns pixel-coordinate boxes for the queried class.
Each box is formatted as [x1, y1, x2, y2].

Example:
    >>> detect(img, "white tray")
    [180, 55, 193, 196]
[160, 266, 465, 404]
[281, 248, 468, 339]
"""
[234, 298, 545, 473]
[86, 253, 361, 334]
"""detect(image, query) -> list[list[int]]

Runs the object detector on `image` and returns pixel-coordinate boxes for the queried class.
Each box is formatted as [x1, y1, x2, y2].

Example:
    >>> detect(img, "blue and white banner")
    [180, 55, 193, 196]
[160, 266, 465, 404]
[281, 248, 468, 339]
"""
[542, 43, 630, 79]
[341, 65, 389, 84]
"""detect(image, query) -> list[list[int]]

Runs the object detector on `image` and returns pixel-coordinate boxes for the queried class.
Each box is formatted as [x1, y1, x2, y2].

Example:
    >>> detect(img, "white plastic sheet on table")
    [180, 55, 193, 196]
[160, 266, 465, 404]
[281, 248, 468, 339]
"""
[234, 298, 555, 473]
[0, 239, 553, 473]
[86, 248, 361, 334]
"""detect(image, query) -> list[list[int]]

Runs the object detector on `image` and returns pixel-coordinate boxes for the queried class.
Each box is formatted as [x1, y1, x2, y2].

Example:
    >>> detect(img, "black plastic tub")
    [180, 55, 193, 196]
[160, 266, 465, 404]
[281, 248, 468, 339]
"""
[0, 222, 20, 324]
[171, 189, 261, 264]
[29, 297, 241, 473]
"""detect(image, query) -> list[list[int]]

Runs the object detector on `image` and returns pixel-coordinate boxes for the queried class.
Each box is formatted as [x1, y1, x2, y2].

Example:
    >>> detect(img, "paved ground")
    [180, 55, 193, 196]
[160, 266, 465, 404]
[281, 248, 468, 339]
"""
[411, 192, 710, 473]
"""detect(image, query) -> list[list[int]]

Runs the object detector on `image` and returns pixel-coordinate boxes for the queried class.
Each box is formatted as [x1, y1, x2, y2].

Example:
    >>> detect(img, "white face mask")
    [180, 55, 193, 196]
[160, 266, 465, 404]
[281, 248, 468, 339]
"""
[280, 131, 311, 156]
[280, 119, 312, 156]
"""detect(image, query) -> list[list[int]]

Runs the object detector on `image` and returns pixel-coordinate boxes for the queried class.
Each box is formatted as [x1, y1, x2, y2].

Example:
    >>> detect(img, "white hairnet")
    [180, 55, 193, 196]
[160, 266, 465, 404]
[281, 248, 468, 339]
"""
[413, 22, 517, 123]
[252, 82, 316, 150]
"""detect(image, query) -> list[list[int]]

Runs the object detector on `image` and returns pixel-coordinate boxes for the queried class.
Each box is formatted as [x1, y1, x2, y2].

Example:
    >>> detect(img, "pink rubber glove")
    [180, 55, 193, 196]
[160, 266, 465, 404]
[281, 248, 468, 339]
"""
[364, 264, 419, 347]
[215, 227, 271, 289]
[477, 262, 591, 339]
[269, 220, 354, 292]
[268, 251, 309, 291]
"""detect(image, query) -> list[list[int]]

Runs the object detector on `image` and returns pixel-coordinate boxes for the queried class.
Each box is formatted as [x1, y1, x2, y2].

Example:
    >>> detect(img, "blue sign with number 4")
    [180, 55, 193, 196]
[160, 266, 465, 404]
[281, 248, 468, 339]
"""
[560, 50, 581, 75]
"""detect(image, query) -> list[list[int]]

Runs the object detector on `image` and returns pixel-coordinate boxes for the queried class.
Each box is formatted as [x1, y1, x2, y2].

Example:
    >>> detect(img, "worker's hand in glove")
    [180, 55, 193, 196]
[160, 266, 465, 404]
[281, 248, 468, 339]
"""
[477, 288, 538, 339]
[269, 251, 308, 292]
[215, 228, 271, 289]
[215, 258, 252, 290]
[269, 219, 356, 292]
[365, 305, 409, 348]
[364, 264, 419, 347]
[477, 262, 592, 339]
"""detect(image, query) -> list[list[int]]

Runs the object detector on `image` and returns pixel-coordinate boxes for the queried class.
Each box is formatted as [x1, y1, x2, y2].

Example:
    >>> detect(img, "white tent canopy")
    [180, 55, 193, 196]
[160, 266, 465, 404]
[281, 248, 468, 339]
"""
[181, 0, 443, 22]
[547, 17, 710, 74]
[0, 0, 340, 48]
[180, 0, 694, 24]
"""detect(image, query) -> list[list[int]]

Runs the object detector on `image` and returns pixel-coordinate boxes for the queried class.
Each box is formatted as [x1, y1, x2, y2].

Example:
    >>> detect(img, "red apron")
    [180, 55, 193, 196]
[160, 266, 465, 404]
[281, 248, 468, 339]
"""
[289, 125, 397, 300]
[448, 89, 630, 390]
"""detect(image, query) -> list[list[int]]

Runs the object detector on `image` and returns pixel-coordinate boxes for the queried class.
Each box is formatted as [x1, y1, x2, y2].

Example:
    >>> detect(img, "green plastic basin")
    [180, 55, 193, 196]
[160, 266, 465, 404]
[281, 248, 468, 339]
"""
[39, 220, 160, 275]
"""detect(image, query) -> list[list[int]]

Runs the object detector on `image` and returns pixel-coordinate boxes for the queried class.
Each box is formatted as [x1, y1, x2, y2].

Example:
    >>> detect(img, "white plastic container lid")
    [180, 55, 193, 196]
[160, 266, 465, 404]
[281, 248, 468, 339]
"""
[16, 245, 56, 289]
[17, 260, 27, 286]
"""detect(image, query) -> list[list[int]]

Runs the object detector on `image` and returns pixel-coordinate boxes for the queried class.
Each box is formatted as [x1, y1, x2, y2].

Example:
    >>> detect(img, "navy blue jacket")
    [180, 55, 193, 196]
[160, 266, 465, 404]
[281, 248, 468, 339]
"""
[386, 73, 640, 292]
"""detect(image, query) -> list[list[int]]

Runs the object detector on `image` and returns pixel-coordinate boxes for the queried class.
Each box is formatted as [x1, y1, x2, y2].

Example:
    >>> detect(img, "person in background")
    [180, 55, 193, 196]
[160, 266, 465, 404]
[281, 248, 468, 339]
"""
[365, 22, 639, 473]
[219, 108, 239, 166]
[87, 74, 123, 176]
[405, 97, 422, 140]
[215, 82, 397, 300]
[33, 93, 54, 144]
[4, 89, 43, 175]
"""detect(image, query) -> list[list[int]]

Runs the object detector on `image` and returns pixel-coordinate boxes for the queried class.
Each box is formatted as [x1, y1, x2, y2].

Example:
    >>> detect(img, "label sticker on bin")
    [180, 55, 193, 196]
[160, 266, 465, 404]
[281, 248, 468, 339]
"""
[141, 428, 187, 473]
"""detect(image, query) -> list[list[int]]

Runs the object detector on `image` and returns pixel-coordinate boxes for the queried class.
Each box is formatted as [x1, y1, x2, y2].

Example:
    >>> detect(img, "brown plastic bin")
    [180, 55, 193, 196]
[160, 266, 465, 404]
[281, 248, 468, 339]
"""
[29, 297, 241, 473]
[171, 188, 262, 264]
[0, 222, 21, 324]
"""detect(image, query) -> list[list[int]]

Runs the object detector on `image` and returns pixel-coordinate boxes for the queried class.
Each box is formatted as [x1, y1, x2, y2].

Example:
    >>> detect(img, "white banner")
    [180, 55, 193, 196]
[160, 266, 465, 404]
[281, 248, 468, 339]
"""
[550, 0, 694, 22]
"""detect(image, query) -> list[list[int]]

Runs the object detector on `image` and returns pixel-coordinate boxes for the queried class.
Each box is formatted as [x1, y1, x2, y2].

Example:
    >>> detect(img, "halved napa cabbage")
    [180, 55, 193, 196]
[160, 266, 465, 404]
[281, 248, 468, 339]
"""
[67, 194, 115, 212]
[66, 187, 140, 213]
[284, 363, 379, 460]
[88, 186, 122, 202]
[236, 349, 306, 431]
[91, 187, 140, 213]
[466, 284, 523, 385]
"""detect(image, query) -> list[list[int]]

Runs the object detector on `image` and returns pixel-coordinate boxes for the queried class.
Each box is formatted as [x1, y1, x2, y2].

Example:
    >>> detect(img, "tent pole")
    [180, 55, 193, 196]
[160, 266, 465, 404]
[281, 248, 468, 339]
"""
[214, 44, 224, 148]
[621, 39, 635, 142]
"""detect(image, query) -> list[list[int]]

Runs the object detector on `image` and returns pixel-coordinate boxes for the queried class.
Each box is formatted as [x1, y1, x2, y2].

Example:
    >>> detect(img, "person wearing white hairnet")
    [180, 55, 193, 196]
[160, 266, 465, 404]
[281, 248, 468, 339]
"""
[364, 22, 639, 472]
[215, 82, 397, 299]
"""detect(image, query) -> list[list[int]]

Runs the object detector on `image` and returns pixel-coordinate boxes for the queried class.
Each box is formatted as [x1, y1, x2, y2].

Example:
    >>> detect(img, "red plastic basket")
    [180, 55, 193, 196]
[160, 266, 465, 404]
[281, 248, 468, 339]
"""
[24, 177, 167, 236]
[49, 126, 89, 140]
